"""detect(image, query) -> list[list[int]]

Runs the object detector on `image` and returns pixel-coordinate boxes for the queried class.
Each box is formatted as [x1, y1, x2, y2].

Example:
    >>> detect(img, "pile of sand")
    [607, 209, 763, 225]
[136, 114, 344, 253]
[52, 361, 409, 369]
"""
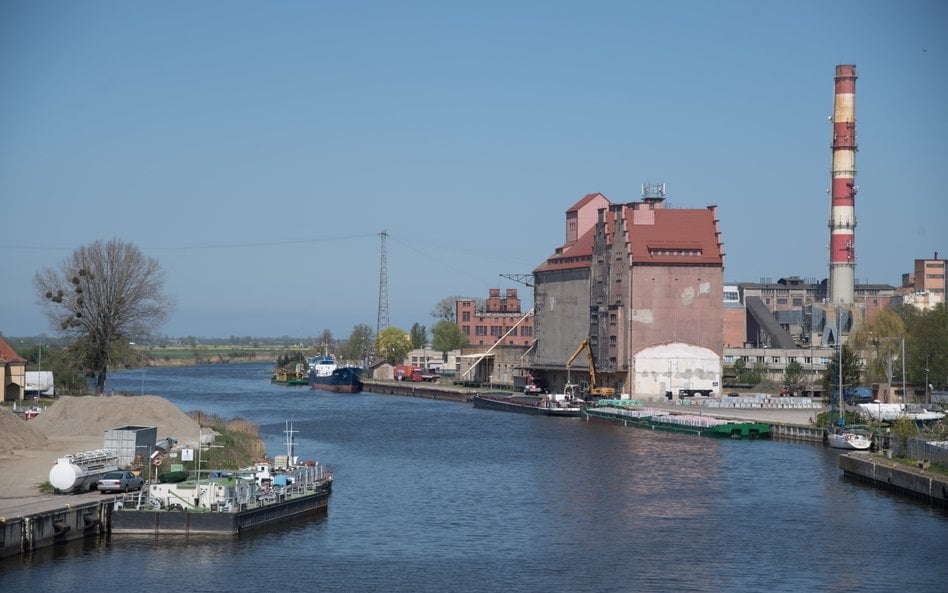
[0, 406, 48, 455]
[0, 395, 201, 501]
[29, 395, 201, 447]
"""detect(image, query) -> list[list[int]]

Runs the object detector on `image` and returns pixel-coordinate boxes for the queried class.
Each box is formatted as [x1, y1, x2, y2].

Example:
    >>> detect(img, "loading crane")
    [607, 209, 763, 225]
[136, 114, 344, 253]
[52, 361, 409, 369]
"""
[566, 339, 615, 398]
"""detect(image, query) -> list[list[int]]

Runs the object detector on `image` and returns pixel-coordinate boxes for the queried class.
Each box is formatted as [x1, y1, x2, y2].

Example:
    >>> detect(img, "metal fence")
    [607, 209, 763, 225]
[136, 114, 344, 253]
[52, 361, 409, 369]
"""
[901, 438, 948, 467]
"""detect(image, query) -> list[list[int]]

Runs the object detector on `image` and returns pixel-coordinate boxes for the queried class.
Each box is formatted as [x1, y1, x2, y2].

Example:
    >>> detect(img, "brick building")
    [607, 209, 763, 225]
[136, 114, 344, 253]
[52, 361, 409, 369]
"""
[530, 186, 725, 398]
[456, 288, 534, 347]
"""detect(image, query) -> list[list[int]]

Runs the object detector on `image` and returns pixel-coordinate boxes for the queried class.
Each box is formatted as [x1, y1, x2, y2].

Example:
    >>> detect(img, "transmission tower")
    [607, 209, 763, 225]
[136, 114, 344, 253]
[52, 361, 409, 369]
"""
[376, 229, 390, 336]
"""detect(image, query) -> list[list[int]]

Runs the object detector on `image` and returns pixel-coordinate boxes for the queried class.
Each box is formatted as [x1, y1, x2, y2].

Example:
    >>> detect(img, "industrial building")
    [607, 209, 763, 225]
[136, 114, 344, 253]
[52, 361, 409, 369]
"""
[529, 184, 725, 398]
[456, 288, 534, 347]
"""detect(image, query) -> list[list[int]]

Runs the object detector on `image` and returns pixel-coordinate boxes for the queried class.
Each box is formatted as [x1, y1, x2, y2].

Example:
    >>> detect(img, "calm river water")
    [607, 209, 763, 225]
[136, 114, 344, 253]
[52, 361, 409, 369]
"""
[2, 362, 946, 592]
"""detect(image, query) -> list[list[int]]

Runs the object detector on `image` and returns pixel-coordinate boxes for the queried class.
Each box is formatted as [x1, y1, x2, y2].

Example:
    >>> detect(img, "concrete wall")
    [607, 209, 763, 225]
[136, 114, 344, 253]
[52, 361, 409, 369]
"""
[534, 267, 591, 368]
[0, 500, 109, 559]
[630, 265, 723, 356]
[633, 342, 721, 398]
[839, 454, 948, 507]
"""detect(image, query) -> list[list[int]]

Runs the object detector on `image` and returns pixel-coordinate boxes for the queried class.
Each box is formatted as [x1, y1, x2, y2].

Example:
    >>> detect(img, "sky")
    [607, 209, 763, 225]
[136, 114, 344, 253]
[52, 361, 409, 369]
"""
[1, 1, 946, 340]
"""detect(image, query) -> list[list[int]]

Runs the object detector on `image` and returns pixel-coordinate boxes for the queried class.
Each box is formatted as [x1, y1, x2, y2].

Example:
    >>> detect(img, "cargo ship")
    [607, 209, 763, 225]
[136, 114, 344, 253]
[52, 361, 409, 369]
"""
[581, 402, 769, 438]
[309, 366, 363, 393]
[471, 390, 584, 417]
[110, 424, 333, 535]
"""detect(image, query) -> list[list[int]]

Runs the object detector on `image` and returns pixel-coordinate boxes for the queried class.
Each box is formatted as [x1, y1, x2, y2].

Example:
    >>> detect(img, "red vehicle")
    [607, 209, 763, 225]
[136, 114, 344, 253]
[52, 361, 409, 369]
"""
[394, 365, 423, 382]
[394, 366, 439, 382]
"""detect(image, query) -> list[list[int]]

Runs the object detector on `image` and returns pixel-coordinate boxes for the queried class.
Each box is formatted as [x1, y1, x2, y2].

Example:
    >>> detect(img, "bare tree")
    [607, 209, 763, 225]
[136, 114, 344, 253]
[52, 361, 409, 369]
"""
[34, 238, 174, 393]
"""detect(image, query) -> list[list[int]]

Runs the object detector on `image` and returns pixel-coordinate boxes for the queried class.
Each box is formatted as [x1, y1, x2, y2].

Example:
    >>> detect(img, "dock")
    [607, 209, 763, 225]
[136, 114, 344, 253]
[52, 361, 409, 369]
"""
[0, 494, 111, 559]
[839, 453, 948, 507]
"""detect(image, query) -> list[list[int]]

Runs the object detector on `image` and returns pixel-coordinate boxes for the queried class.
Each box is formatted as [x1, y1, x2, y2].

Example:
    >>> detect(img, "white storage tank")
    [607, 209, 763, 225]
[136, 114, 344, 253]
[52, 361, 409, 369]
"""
[48, 449, 118, 493]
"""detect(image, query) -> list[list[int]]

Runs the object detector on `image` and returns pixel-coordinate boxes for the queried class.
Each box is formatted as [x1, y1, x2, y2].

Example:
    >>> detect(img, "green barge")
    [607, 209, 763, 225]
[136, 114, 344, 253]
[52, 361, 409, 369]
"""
[581, 404, 770, 439]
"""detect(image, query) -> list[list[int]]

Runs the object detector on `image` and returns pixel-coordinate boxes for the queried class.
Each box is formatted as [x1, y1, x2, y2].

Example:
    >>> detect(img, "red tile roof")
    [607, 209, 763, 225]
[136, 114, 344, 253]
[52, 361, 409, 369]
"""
[624, 207, 723, 265]
[536, 197, 723, 273]
[566, 192, 607, 213]
[0, 337, 28, 365]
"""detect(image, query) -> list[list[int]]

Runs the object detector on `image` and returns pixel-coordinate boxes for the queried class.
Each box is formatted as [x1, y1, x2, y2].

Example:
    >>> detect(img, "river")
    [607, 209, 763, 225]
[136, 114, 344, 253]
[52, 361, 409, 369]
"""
[1, 362, 946, 593]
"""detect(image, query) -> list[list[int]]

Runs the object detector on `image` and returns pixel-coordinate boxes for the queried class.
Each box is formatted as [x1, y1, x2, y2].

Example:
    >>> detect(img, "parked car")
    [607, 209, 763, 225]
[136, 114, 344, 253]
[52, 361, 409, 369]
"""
[96, 471, 144, 493]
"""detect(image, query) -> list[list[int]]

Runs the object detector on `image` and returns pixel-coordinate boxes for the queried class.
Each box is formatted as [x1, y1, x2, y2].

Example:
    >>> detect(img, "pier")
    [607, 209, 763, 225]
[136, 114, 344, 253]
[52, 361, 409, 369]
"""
[0, 495, 111, 559]
[839, 453, 948, 507]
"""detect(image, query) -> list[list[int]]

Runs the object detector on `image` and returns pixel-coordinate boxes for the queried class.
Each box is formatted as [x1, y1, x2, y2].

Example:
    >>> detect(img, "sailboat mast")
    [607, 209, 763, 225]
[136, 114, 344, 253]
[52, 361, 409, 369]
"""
[837, 306, 843, 427]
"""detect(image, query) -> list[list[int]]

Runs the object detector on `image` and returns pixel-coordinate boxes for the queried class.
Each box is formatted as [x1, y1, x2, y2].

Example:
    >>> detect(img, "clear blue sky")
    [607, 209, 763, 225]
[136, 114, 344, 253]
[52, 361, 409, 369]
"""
[2, 1, 946, 339]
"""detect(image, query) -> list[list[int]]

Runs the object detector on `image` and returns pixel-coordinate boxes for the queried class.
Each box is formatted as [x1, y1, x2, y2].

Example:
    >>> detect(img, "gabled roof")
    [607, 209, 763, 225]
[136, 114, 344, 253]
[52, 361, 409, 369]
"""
[619, 206, 723, 265]
[566, 193, 607, 213]
[537, 196, 723, 273]
[534, 226, 596, 273]
[0, 337, 28, 365]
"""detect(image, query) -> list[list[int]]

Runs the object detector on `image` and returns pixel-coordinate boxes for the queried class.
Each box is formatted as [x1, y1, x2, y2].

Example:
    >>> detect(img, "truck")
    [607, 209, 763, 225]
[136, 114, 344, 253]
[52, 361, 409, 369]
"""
[394, 366, 439, 382]
[566, 339, 615, 398]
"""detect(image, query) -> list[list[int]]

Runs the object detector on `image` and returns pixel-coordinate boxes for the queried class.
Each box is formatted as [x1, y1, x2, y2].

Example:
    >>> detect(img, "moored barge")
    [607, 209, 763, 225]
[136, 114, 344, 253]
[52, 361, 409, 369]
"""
[471, 391, 584, 417]
[582, 403, 769, 438]
[111, 461, 332, 535]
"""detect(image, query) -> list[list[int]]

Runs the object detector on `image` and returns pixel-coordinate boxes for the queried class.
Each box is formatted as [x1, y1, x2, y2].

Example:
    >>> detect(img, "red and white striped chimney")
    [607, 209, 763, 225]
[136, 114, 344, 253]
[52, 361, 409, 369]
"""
[829, 64, 857, 305]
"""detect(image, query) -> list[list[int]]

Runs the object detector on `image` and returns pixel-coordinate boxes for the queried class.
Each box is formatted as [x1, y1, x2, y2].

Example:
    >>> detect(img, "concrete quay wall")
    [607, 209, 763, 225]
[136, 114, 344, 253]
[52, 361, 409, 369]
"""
[363, 380, 471, 403]
[0, 499, 110, 559]
[839, 453, 948, 507]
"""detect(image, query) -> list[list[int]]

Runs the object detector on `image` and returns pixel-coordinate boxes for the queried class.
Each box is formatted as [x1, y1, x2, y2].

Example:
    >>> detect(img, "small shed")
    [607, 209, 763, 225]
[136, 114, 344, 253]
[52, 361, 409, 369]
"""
[104, 425, 158, 468]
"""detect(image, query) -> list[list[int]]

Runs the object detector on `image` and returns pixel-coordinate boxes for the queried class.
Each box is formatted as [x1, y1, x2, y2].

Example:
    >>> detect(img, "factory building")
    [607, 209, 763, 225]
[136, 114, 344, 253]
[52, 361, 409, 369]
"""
[530, 185, 725, 398]
[456, 288, 534, 347]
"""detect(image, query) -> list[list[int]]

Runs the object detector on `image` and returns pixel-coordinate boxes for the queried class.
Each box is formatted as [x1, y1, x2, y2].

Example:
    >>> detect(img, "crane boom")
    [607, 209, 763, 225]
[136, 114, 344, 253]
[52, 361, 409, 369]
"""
[566, 339, 614, 397]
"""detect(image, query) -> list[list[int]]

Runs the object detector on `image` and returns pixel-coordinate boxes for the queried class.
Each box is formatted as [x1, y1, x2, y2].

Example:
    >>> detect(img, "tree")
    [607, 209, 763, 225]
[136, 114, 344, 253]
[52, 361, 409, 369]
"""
[341, 324, 373, 364]
[34, 238, 174, 393]
[821, 344, 862, 402]
[409, 323, 427, 350]
[375, 327, 412, 365]
[431, 319, 467, 352]
[431, 296, 465, 322]
[849, 309, 906, 385]
[901, 303, 948, 397]
[783, 360, 805, 392]
[317, 328, 334, 354]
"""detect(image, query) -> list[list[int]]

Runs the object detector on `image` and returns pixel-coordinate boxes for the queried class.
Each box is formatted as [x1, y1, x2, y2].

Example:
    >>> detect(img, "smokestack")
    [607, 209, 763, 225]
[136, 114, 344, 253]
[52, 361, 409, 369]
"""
[829, 64, 857, 305]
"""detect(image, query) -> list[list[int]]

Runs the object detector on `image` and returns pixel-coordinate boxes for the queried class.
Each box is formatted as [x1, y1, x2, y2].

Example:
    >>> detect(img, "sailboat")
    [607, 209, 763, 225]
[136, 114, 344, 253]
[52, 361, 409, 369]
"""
[826, 316, 871, 451]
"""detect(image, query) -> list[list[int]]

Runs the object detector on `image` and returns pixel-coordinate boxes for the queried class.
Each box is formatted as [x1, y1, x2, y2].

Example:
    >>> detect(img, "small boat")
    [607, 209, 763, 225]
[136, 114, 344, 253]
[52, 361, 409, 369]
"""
[827, 429, 872, 450]
[857, 402, 946, 422]
[270, 363, 309, 386]
[156, 470, 188, 483]
[471, 388, 584, 417]
[310, 366, 363, 394]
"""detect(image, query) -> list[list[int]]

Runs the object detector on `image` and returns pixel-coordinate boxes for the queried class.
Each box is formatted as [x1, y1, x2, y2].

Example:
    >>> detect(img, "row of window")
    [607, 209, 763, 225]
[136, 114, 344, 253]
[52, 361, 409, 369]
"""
[648, 249, 703, 257]
[724, 355, 831, 365]
[461, 326, 534, 337]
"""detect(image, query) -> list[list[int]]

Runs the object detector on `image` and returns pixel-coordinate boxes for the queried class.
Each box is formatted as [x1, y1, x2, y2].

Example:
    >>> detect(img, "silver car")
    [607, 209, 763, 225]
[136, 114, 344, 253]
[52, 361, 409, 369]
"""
[96, 471, 144, 493]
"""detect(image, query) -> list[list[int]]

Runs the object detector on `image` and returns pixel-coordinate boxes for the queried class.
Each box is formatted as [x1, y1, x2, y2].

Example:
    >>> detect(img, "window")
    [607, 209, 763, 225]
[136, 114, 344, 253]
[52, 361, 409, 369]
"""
[772, 357, 780, 364]
[520, 326, 533, 337]
[462, 311, 470, 322]
[804, 357, 812, 364]
[475, 326, 487, 336]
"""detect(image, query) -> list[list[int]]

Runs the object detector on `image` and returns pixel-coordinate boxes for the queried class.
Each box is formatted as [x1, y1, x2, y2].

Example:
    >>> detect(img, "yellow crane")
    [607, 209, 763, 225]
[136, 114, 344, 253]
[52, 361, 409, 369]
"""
[566, 339, 615, 397]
